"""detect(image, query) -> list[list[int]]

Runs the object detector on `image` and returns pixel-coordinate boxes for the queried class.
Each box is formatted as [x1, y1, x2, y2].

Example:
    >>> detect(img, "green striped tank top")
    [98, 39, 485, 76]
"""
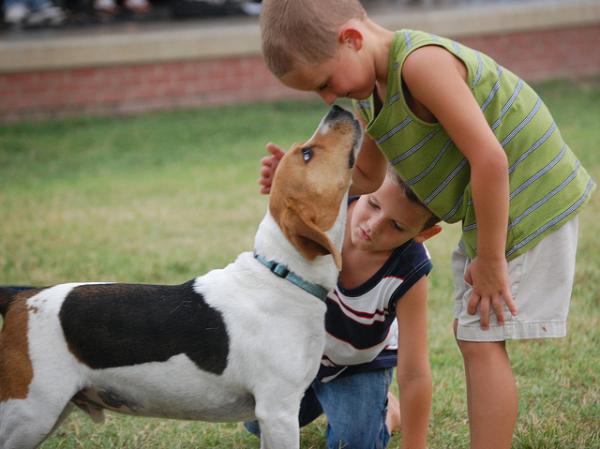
[354, 29, 595, 260]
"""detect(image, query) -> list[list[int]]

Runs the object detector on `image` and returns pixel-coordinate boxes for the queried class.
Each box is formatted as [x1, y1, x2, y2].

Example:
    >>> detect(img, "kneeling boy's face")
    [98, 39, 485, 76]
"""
[349, 177, 439, 253]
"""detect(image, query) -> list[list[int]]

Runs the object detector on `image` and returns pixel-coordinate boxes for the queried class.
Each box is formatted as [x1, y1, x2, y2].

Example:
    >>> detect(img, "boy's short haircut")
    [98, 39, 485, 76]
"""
[260, 0, 366, 77]
[387, 165, 440, 230]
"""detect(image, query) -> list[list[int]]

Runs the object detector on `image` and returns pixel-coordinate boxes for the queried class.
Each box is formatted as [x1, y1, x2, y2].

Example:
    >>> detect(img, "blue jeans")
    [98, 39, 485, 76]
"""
[245, 368, 393, 449]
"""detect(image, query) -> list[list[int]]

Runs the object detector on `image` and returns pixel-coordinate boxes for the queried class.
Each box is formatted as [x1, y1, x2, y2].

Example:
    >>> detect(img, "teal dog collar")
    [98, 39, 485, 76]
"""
[253, 253, 330, 302]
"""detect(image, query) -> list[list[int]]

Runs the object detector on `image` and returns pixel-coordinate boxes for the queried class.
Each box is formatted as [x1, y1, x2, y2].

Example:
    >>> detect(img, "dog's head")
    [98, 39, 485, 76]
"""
[269, 106, 363, 269]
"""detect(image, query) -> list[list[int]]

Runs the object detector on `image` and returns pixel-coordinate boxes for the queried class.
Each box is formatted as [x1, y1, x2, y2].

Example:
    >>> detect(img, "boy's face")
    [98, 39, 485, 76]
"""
[349, 177, 439, 253]
[280, 41, 376, 105]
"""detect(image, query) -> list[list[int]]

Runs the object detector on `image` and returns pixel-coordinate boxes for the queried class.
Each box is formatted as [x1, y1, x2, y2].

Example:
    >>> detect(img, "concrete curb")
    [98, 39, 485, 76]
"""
[1, 0, 599, 73]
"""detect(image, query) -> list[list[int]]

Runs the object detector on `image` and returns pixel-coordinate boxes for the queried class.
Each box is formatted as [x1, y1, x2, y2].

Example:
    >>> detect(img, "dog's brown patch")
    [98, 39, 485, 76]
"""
[0, 291, 37, 401]
[270, 115, 358, 267]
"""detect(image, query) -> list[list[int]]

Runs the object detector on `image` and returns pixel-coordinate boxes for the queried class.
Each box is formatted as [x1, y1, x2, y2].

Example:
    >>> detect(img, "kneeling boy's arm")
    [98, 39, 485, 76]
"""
[396, 277, 432, 449]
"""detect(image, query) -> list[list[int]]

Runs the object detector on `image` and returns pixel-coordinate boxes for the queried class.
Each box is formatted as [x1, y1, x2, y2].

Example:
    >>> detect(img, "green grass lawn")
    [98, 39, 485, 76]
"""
[1, 78, 599, 449]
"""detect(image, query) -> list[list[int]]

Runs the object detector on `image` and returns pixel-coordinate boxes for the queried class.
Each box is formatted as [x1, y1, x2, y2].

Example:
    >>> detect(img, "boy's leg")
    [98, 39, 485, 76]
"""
[313, 368, 393, 449]
[456, 333, 517, 449]
[452, 243, 518, 449]
[451, 216, 579, 449]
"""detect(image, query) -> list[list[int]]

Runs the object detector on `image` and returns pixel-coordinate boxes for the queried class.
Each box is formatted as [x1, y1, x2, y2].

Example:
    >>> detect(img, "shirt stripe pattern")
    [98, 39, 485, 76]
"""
[354, 29, 594, 261]
[318, 234, 432, 382]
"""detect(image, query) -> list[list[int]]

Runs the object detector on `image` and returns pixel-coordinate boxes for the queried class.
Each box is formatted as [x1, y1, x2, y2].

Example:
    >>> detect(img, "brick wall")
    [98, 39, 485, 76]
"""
[1, 23, 599, 122]
[0, 56, 307, 121]
[461, 24, 600, 82]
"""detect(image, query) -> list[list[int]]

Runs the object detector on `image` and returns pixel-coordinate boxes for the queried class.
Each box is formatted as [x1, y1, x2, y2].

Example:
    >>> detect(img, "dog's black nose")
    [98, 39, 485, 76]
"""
[325, 105, 353, 122]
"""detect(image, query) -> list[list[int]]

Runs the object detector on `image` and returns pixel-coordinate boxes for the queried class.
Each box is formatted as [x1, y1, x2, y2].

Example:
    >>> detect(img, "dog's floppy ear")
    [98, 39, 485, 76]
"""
[279, 205, 342, 270]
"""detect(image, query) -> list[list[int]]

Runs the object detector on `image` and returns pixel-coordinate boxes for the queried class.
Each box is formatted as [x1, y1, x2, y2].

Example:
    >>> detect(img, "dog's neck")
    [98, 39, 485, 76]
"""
[253, 195, 348, 293]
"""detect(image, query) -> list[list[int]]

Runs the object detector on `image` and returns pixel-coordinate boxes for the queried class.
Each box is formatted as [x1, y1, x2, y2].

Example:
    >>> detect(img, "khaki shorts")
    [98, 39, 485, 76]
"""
[453, 216, 579, 341]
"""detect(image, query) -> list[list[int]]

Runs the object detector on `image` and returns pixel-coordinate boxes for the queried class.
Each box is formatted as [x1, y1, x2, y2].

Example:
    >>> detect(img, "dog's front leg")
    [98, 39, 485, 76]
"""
[257, 413, 300, 449]
[254, 391, 302, 449]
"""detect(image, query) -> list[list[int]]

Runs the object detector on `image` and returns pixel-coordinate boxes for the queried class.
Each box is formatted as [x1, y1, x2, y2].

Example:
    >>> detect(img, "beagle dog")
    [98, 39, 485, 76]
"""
[0, 105, 363, 449]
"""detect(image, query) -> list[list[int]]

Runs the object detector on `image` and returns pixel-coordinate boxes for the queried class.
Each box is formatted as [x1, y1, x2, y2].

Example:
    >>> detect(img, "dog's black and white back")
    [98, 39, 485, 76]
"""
[0, 106, 363, 449]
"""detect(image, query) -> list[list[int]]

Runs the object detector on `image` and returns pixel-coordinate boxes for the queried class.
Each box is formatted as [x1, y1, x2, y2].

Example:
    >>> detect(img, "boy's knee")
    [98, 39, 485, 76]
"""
[327, 421, 389, 449]
[327, 433, 386, 449]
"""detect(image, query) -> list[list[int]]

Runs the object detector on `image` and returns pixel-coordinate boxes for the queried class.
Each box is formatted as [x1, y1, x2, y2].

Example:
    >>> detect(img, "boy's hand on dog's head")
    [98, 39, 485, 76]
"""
[259, 143, 285, 195]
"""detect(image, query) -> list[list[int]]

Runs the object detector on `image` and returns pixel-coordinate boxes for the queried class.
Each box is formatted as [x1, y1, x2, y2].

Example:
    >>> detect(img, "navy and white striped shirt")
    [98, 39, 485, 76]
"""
[318, 235, 432, 382]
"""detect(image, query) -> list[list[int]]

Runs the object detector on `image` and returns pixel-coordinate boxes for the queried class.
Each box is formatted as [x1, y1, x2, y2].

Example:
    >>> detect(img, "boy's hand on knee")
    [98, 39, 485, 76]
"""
[465, 256, 518, 329]
[258, 143, 285, 195]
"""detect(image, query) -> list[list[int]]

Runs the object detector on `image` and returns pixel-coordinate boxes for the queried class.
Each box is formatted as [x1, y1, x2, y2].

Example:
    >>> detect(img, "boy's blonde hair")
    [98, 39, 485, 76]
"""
[260, 0, 366, 77]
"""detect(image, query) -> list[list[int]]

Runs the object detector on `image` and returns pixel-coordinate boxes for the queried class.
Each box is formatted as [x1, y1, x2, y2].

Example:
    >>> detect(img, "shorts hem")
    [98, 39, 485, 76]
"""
[456, 320, 567, 341]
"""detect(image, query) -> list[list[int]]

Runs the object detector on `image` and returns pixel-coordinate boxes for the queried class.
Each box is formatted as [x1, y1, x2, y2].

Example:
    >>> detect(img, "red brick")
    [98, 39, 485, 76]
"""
[2, 24, 599, 121]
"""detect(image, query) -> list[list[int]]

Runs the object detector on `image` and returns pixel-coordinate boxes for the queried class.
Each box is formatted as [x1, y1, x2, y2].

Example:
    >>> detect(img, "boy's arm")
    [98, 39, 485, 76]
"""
[396, 276, 432, 449]
[350, 117, 388, 196]
[402, 45, 518, 327]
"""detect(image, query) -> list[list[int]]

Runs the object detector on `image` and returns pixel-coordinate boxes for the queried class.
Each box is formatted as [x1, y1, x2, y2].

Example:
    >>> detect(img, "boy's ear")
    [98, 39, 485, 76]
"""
[338, 22, 363, 51]
[414, 224, 442, 243]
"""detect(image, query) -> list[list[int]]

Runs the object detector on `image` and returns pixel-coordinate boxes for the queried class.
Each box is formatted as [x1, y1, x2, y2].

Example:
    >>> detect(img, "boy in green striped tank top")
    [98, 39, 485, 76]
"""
[259, 1, 595, 449]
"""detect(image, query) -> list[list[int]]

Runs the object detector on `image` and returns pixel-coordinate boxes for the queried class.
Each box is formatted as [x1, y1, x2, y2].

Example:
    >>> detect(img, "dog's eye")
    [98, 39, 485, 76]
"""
[302, 147, 314, 163]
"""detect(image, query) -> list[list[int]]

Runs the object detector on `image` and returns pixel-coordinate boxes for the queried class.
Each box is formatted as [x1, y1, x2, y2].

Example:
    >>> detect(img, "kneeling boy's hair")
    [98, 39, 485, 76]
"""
[387, 165, 441, 230]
